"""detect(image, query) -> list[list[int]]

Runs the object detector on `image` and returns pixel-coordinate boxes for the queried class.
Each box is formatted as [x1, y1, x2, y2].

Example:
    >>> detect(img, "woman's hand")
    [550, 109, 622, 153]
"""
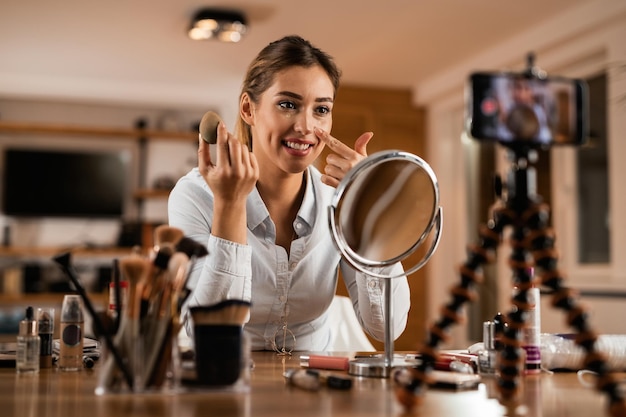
[198, 122, 259, 243]
[315, 127, 373, 188]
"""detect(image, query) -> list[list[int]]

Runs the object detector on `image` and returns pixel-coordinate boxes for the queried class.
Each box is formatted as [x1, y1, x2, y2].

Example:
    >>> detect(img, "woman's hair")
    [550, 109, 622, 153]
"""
[235, 35, 342, 147]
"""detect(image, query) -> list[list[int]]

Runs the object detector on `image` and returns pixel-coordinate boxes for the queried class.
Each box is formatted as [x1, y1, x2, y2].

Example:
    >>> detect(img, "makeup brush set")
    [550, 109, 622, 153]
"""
[54, 225, 209, 393]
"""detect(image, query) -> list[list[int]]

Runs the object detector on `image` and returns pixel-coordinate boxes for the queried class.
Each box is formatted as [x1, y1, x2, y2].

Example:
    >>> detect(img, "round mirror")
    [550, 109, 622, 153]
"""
[328, 150, 442, 377]
[329, 150, 442, 279]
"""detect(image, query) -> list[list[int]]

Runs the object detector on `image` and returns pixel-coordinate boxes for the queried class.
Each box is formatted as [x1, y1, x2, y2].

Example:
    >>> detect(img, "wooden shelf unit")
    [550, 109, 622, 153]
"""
[0, 119, 189, 256]
[0, 245, 137, 257]
[0, 119, 193, 201]
[0, 120, 197, 142]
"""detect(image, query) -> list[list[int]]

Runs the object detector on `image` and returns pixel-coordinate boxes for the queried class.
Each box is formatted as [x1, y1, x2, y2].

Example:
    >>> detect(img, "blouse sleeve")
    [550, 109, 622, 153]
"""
[167, 171, 253, 331]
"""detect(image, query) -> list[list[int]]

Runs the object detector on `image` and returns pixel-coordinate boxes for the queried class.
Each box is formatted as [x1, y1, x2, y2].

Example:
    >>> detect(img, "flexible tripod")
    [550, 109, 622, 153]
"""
[394, 146, 626, 417]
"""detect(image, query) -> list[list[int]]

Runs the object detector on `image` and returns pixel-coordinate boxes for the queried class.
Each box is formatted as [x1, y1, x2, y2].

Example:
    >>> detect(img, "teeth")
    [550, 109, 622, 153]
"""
[285, 141, 311, 151]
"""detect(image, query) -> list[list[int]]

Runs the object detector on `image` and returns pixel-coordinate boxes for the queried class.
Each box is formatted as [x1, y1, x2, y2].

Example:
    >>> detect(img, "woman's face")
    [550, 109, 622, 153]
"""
[246, 65, 334, 176]
[512, 79, 533, 104]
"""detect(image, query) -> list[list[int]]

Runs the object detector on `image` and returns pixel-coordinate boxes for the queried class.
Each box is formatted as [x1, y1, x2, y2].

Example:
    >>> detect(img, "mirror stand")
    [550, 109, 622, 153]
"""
[347, 280, 400, 377]
[328, 150, 443, 378]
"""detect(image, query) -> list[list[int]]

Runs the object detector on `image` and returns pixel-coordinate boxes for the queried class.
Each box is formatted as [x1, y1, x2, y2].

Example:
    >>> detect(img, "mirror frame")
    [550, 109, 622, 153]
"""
[328, 150, 443, 279]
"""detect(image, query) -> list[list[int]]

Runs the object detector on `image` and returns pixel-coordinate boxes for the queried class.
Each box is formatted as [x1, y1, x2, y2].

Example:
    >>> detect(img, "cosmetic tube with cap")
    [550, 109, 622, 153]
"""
[38, 307, 54, 369]
[299, 355, 350, 371]
[523, 285, 541, 374]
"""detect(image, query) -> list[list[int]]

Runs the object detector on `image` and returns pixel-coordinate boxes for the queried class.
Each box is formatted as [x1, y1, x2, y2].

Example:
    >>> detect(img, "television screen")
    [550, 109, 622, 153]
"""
[2, 148, 129, 218]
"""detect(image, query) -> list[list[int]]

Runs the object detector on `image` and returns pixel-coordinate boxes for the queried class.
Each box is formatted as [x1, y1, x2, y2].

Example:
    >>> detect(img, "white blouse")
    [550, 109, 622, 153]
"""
[168, 166, 411, 351]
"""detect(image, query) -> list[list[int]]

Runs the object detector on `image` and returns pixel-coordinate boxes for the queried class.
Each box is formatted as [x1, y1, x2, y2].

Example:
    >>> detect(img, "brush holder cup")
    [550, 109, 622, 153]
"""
[193, 324, 243, 386]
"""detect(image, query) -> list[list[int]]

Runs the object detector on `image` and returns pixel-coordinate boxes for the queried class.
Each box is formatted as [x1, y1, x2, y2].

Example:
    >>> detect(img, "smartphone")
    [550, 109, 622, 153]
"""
[466, 71, 588, 146]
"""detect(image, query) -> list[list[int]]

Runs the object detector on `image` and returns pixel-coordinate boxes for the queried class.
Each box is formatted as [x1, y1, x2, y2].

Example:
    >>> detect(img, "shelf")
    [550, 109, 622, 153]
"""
[0, 121, 197, 142]
[0, 246, 137, 258]
[0, 119, 184, 254]
[0, 292, 107, 305]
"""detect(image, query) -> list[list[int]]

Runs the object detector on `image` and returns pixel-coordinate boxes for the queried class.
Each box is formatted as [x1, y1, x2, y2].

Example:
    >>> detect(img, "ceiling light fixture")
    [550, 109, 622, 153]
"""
[188, 8, 247, 43]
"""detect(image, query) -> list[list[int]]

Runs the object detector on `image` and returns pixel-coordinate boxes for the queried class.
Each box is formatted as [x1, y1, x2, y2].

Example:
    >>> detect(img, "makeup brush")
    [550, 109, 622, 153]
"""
[139, 241, 173, 319]
[168, 252, 191, 316]
[168, 252, 190, 294]
[151, 225, 183, 277]
[175, 236, 208, 258]
[173, 237, 208, 311]
[145, 252, 191, 388]
[153, 225, 185, 250]
[111, 258, 122, 333]
[146, 318, 175, 388]
[119, 254, 149, 322]
[99, 254, 149, 391]
[190, 299, 251, 326]
[143, 277, 173, 387]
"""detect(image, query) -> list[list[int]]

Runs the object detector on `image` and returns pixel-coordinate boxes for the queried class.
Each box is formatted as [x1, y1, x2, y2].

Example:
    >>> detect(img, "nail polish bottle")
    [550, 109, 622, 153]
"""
[478, 320, 497, 375]
[16, 306, 41, 374]
[492, 312, 506, 350]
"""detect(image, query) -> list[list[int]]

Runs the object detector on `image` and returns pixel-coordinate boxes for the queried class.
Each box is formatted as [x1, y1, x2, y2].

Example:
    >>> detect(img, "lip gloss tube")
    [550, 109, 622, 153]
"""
[299, 355, 350, 371]
[436, 352, 478, 373]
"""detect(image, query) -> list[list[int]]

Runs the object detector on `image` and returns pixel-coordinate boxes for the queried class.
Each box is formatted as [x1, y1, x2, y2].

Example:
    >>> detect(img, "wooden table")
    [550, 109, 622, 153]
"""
[0, 351, 614, 417]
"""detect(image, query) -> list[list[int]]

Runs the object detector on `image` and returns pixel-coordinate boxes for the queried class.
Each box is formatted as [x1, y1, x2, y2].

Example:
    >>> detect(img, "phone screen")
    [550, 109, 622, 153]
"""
[466, 72, 588, 146]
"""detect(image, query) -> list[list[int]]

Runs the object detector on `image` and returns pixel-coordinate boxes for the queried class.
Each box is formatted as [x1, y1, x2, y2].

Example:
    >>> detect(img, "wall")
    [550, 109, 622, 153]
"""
[417, 1, 626, 348]
[328, 85, 428, 351]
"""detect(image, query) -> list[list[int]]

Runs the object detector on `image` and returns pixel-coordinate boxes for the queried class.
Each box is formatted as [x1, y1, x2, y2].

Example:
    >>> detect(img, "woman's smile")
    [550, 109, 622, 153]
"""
[283, 139, 314, 154]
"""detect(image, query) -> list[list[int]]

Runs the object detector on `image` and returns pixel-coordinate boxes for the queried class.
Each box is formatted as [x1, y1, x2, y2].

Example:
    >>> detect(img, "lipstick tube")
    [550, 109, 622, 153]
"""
[299, 355, 350, 371]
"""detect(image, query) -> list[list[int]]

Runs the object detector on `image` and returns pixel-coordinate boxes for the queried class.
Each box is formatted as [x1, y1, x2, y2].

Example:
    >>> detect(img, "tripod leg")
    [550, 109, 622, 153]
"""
[525, 203, 626, 417]
[395, 198, 626, 417]
[394, 204, 512, 410]
[497, 222, 536, 400]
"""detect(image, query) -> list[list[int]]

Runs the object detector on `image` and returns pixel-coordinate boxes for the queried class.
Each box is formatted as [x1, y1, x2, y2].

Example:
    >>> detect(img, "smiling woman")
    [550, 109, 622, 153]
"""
[168, 35, 411, 352]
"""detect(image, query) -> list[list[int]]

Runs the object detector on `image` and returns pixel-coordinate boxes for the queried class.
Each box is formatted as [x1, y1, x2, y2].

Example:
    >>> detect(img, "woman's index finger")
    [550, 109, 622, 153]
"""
[315, 127, 352, 157]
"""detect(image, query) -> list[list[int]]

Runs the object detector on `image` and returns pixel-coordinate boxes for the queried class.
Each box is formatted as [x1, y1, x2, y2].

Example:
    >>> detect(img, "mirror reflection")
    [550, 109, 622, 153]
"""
[330, 150, 441, 279]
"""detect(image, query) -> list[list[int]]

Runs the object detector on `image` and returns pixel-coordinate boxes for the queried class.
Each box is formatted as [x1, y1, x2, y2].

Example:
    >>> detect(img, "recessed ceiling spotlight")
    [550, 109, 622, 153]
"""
[188, 8, 247, 43]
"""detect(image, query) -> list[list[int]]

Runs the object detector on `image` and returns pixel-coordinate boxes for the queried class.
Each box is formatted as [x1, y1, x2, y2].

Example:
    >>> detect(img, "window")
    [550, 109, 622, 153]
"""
[576, 73, 609, 263]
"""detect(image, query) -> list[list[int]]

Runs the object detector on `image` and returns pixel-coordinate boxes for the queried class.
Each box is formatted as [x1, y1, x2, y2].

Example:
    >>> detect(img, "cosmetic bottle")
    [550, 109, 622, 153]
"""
[522, 284, 541, 374]
[477, 320, 497, 375]
[492, 312, 506, 350]
[37, 307, 54, 368]
[16, 306, 41, 374]
[59, 294, 84, 371]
